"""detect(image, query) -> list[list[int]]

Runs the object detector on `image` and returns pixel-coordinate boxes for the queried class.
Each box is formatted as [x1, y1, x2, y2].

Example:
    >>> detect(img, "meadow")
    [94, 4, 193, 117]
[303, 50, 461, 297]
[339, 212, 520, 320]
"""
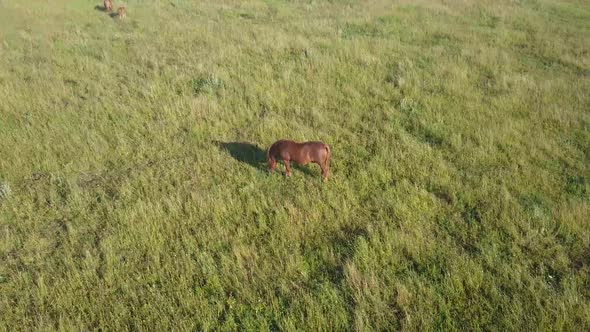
[0, 0, 589, 330]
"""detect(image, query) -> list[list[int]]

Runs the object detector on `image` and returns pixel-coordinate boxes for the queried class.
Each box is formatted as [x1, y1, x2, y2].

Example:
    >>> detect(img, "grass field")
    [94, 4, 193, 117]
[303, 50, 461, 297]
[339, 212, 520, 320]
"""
[1, 0, 589, 330]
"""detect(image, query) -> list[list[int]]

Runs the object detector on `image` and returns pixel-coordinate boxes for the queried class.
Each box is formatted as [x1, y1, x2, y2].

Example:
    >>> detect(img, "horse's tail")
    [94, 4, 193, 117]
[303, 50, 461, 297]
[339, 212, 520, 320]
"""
[324, 144, 331, 169]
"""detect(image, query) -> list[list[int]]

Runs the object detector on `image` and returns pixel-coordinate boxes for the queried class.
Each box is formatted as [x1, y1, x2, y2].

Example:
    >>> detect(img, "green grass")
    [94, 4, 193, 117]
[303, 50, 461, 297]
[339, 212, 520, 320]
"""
[1, 0, 589, 330]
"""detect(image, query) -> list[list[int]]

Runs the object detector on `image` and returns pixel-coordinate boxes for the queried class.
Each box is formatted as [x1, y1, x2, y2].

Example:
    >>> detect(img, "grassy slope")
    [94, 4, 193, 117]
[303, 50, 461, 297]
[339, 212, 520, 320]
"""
[0, 0, 589, 330]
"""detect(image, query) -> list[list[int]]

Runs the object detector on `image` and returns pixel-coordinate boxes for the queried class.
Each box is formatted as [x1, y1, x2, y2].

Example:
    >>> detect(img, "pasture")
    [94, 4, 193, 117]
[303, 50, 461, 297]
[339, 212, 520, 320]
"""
[0, 0, 589, 330]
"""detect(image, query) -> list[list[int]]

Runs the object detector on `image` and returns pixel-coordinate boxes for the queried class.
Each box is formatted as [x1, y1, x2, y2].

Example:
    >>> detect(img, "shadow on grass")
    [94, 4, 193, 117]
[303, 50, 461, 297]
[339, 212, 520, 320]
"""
[94, 5, 119, 19]
[214, 141, 267, 171]
[213, 141, 317, 177]
[94, 6, 119, 18]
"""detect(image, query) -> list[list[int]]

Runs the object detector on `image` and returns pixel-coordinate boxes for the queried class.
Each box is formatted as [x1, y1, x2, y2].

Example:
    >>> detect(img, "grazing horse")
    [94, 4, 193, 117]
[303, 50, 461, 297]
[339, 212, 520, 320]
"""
[117, 6, 126, 19]
[104, 0, 113, 12]
[267, 140, 331, 180]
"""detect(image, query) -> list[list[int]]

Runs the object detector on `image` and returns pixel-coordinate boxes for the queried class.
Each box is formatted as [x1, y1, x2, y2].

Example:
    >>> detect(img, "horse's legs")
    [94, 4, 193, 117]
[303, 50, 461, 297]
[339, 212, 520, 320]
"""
[284, 159, 292, 177]
[318, 161, 329, 180]
[268, 157, 277, 173]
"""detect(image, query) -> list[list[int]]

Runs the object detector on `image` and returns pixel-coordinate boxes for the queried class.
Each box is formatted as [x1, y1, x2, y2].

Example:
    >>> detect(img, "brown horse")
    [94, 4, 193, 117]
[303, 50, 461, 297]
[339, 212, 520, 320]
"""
[267, 140, 331, 180]
[104, 0, 113, 12]
[117, 6, 126, 19]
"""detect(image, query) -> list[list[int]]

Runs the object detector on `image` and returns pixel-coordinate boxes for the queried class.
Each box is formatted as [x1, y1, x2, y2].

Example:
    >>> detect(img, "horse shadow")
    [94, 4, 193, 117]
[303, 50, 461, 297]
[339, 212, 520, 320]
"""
[94, 5, 118, 18]
[214, 141, 316, 176]
[214, 141, 266, 171]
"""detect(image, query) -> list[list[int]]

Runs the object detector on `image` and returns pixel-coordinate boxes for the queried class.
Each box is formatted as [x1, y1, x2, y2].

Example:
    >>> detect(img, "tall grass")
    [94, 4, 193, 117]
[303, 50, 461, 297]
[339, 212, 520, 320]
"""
[1, 0, 589, 330]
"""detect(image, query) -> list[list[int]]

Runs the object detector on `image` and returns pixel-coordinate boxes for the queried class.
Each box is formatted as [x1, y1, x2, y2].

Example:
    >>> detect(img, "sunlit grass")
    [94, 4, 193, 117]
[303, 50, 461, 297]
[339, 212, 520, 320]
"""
[0, 0, 588, 330]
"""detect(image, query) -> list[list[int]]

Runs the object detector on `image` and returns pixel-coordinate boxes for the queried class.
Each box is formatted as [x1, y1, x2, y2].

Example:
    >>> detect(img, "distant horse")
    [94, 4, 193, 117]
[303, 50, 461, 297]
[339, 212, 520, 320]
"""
[104, 0, 113, 12]
[117, 6, 126, 19]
